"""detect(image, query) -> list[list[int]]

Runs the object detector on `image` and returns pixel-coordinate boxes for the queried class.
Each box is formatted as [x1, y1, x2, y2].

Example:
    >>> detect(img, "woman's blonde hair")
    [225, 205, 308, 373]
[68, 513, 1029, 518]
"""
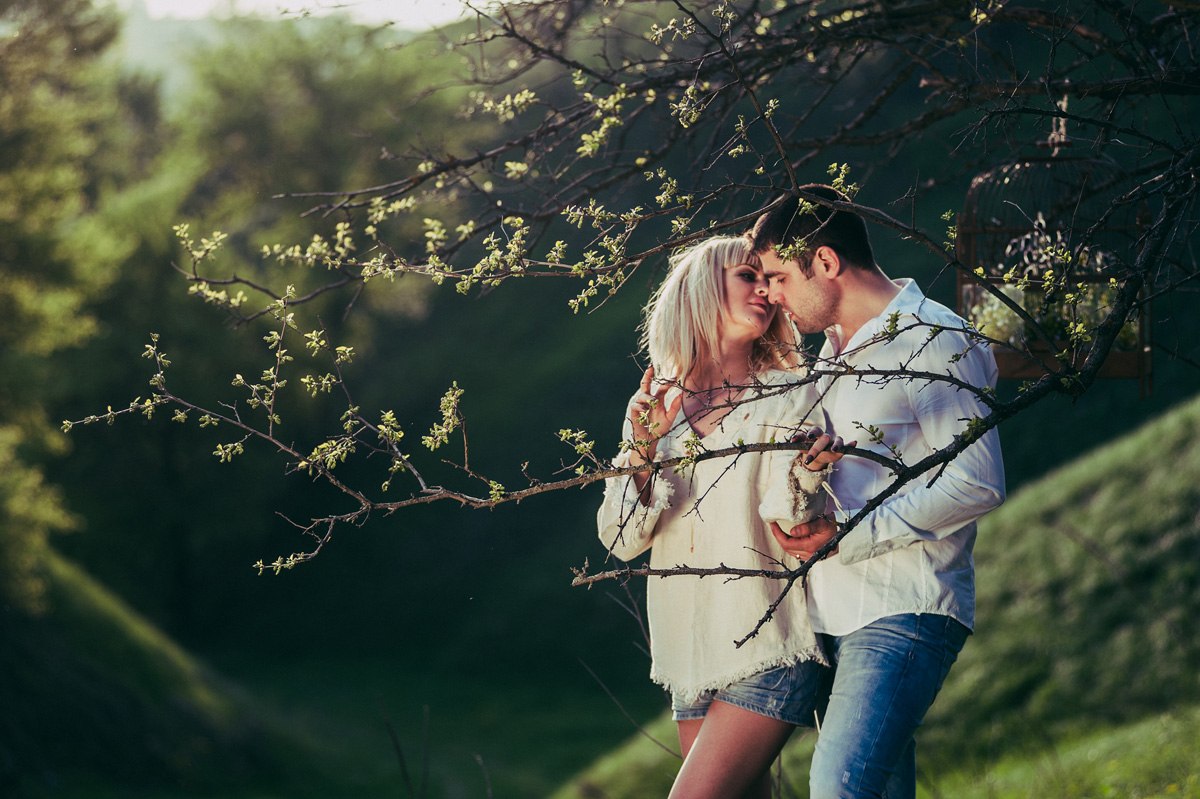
[640, 235, 801, 385]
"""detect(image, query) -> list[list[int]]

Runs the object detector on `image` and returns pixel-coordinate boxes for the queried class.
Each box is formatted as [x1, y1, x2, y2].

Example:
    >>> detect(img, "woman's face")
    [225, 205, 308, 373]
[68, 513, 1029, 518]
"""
[721, 261, 775, 344]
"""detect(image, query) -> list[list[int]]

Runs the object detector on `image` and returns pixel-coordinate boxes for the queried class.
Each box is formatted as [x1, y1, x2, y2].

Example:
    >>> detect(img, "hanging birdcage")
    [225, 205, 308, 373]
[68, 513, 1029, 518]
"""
[955, 151, 1152, 392]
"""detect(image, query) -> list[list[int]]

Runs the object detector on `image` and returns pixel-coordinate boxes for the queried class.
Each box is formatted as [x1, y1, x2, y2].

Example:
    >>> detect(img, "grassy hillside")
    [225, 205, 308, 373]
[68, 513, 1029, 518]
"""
[0, 548, 327, 798]
[552, 392, 1200, 798]
[922, 392, 1200, 762]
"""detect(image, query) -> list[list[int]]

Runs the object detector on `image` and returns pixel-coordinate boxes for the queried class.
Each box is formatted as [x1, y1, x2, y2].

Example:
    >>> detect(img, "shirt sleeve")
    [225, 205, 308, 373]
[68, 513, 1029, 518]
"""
[835, 329, 1006, 565]
[596, 407, 674, 562]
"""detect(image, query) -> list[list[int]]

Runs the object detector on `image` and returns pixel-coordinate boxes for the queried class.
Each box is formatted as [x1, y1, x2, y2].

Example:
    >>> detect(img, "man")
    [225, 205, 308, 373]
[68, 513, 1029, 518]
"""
[750, 185, 1006, 799]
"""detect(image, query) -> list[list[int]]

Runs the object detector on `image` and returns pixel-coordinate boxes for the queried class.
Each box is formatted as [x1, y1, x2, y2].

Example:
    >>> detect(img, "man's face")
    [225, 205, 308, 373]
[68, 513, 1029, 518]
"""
[761, 247, 838, 334]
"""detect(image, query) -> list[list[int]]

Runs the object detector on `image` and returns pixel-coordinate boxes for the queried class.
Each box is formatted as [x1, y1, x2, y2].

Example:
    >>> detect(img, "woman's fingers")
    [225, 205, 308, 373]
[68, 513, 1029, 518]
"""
[801, 432, 832, 467]
[793, 425, 823, 443]
[639, 365, 654, 396]
[658, 386, 684, 424]
[629, 398, 653, 436]
[630, 367, 681, 443]
[801, 432, 862, 469]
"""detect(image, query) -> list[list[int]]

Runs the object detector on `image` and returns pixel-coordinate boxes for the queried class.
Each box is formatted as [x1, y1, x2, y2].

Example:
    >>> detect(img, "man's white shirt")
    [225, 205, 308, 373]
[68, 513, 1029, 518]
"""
[808, 279, 1006, 636]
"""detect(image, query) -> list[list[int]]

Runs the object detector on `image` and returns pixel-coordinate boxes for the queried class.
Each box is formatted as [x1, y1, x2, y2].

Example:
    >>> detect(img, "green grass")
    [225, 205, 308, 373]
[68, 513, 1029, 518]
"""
[208, 651, 669, 799]
[551, 393, 1200, 798]
[551, 704, 1200, 799]
[920, 705, 1200, 799]
[923, 392, 1200, 765]
[548, 712, 684, 799]
[1, 550, 323, 798]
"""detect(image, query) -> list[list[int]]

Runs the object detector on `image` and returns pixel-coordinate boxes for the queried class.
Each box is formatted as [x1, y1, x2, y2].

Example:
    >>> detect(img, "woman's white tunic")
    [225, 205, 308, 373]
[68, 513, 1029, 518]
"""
[596, 370, 830, 702]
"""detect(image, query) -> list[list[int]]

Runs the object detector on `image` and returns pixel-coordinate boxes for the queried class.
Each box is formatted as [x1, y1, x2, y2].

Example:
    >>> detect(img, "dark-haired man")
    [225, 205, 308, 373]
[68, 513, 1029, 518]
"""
[750, 186, 1005, 799]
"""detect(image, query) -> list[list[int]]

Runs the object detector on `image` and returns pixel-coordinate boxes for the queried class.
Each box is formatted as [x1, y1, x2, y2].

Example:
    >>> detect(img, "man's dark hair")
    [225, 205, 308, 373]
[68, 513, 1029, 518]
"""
[750, 184, 876, 275]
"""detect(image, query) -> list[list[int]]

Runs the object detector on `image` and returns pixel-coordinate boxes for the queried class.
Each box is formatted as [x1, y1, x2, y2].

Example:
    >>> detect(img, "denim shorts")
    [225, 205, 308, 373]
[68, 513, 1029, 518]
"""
[671, 658, 831, 727]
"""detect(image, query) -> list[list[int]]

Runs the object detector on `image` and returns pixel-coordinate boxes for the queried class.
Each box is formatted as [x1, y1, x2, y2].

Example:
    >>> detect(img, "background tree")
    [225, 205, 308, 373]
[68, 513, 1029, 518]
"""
[0, 0, 126, 611]
[0, 4, 328, 794]
[49, 11, 502, 643]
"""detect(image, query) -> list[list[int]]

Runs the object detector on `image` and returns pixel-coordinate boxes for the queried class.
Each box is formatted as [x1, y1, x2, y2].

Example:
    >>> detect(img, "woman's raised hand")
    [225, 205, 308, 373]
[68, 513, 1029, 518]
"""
[628, 366, 683, 466]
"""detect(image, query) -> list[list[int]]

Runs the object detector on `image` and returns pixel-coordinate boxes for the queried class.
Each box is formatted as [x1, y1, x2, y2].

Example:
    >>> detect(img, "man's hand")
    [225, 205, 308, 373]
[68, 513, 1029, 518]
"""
[770, 517, 838, 562]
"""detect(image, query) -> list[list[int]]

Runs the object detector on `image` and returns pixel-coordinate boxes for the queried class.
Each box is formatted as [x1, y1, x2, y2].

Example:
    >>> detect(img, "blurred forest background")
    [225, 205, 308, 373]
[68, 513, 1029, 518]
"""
[2, 1, 1198, 797]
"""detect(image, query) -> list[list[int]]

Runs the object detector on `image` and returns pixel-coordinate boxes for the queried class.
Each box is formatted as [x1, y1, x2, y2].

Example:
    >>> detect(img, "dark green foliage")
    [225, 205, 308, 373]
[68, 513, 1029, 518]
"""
[46, 10, 499, 650]
[0, 551, 317, 797]
[0, 67, 302, 775]
[0, 0, 122, 611]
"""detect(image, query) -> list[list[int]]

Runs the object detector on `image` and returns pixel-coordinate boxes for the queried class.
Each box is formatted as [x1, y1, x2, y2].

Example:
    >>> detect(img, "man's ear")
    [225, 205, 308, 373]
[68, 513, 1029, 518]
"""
[811, 245, 843, 278]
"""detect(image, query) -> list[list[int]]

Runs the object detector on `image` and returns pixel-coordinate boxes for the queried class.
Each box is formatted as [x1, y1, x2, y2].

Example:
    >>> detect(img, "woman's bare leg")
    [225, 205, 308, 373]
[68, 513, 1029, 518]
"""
[668, 700, 794, 799]
[677, 718, 704, 758]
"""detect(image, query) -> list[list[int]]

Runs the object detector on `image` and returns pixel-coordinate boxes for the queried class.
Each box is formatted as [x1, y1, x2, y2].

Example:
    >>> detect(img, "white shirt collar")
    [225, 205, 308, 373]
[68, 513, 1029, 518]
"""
[826, 278, 919, 357]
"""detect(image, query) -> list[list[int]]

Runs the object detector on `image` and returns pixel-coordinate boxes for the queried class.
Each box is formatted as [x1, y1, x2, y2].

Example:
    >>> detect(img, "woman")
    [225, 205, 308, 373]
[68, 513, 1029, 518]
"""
[596, 235, 841, 798]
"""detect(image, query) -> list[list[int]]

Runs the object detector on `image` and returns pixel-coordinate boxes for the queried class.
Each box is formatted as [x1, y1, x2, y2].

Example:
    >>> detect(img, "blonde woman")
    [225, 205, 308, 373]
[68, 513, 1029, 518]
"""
[597, 235, 843, 798]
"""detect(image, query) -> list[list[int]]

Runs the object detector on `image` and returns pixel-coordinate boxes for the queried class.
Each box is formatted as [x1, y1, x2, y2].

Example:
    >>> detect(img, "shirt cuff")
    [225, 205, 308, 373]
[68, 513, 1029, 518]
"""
[607, 451, 673, 513]
[833, 506, 875, 565]
[836, 507, 917, 564]
[598, 457, 674, 560]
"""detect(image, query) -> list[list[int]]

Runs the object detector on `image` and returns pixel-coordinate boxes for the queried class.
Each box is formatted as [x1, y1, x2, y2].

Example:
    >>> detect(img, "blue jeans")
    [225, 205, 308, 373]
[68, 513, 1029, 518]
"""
[810, 614, 969, 799]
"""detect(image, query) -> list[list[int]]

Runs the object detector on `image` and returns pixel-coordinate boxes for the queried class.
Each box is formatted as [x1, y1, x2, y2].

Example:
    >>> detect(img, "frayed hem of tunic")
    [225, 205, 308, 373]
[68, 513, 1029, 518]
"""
[651, 645, 829, 705]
